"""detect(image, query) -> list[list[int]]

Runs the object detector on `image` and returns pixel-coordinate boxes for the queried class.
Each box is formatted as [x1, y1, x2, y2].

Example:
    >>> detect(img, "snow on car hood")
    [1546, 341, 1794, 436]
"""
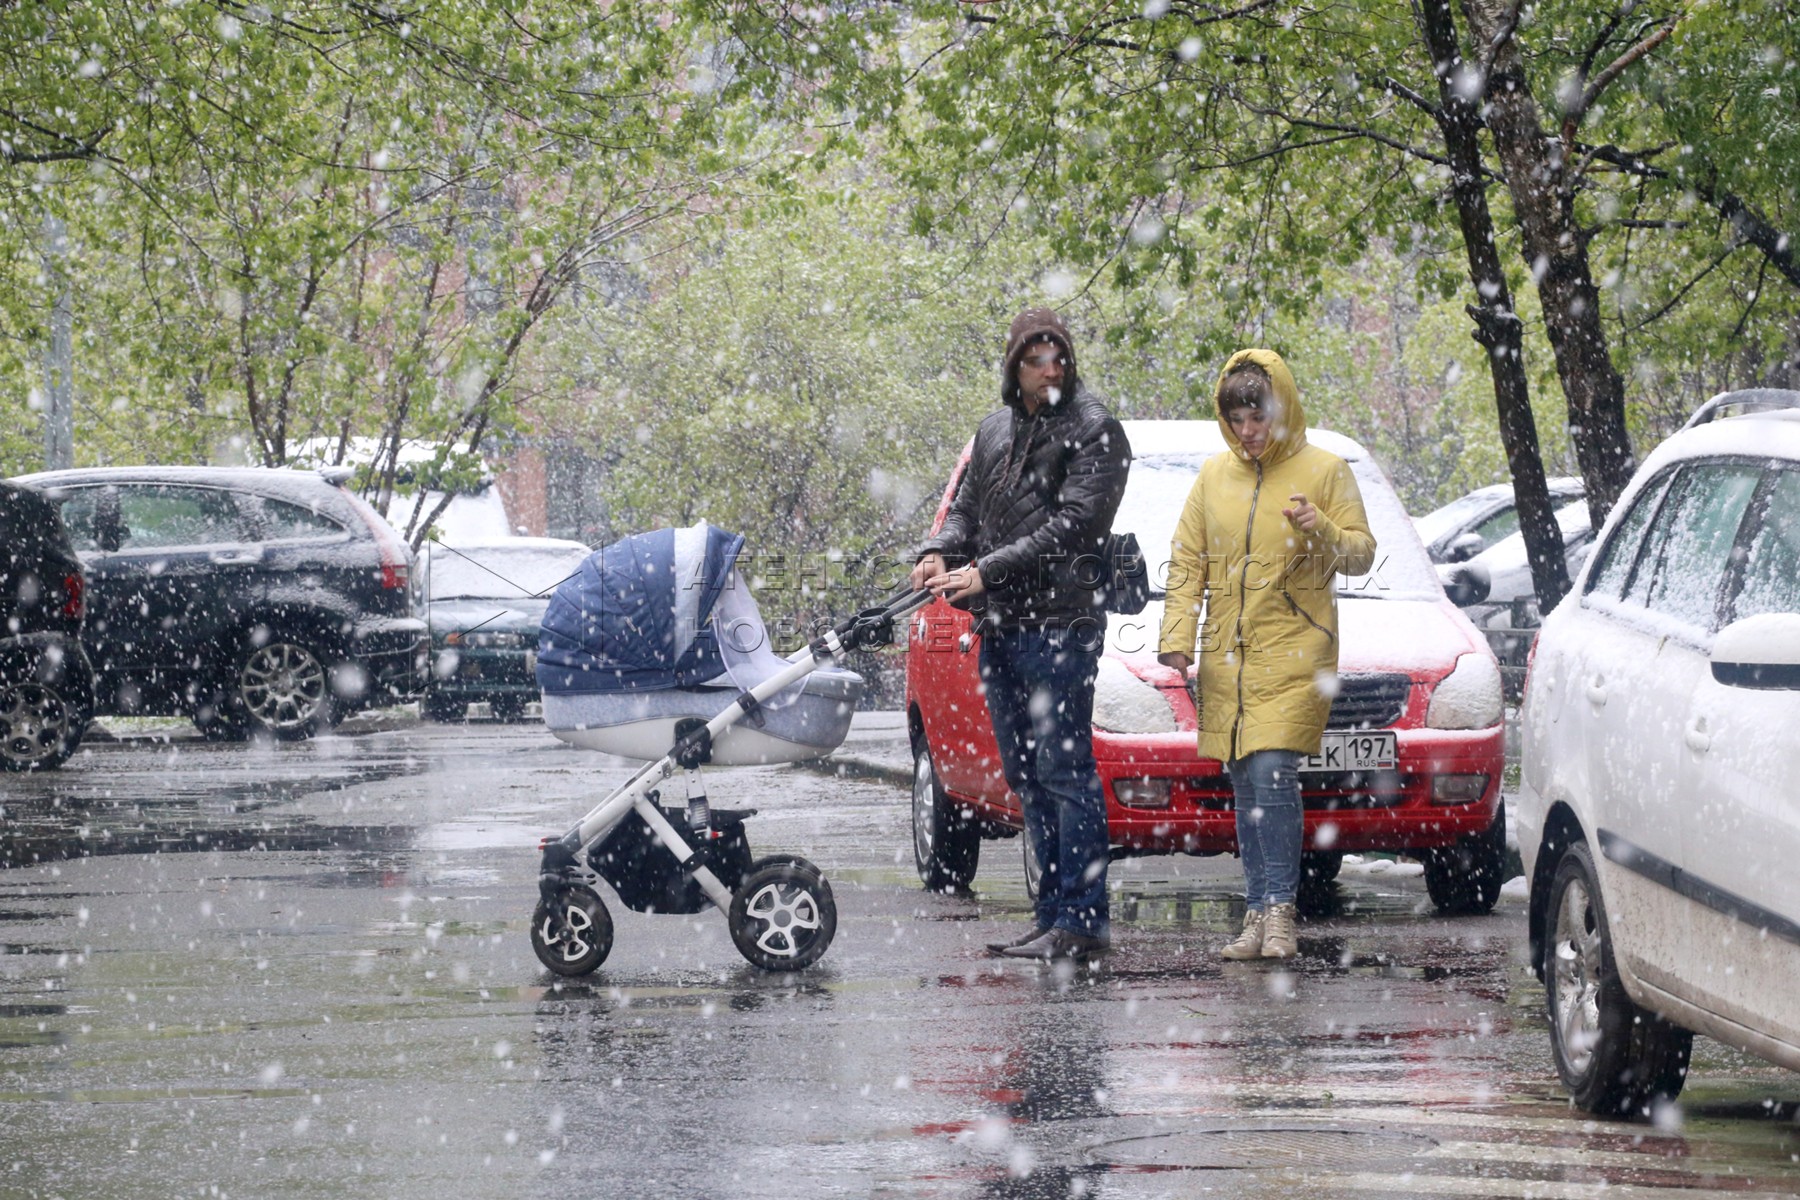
[1107, 595, 1480, 677]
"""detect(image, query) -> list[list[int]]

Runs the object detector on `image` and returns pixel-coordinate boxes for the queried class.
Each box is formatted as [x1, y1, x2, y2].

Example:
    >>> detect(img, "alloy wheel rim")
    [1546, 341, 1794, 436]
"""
[912, 752, 937, 865]
[1551, 876, 1604, 1077]
[0, 684, 69, 766]
[744, 882, 821, 958]
[240, 643, 327, 729]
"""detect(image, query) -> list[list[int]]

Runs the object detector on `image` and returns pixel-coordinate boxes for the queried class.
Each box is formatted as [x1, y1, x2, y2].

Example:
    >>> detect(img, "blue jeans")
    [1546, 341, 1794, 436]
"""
[1228, 750, 1303, 909]
[980, 627, 1109, 938]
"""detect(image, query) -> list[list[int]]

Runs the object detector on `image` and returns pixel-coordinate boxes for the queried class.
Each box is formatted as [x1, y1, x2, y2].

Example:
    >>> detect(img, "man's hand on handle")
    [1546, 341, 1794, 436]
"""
[1157, 652, 1192, 675]
[911, 553, 987, 604]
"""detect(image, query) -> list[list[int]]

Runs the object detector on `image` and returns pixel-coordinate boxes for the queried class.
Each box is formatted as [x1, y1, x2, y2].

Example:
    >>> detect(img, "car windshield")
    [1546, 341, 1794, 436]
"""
[1412, 491, 1501, 547]
[420, 543, 591, 600]
[1475, 500, 1592, 569]
[1113, 454, 1442, 601]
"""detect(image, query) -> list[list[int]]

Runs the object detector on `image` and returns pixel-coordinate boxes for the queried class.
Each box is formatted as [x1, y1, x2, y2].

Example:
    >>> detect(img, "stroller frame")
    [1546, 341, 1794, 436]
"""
[531, 588, 931, 976]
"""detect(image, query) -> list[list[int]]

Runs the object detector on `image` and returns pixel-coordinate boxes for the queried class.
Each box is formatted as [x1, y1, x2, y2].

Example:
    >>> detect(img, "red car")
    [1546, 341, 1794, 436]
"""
[906, 420, 1509, 912]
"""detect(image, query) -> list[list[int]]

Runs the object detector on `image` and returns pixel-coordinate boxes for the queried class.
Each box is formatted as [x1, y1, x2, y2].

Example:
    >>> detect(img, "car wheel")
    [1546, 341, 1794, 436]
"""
[1545, 841, 1692, 1117]
[236, 637, 337, 740]
[1423, 805, 1507, 915]
[911, 736, 979, 891]
[422, 693, 467, 723]
[0, 680, 84, 771]
[1301, 850, 1344, 885]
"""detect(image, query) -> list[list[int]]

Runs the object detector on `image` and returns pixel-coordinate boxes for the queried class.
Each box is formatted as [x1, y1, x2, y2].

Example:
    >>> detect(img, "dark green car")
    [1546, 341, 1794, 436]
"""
[418, 538, 592, 722]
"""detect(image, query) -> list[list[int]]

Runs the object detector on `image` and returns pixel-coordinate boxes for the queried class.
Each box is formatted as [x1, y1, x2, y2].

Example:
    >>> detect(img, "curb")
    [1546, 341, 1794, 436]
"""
[804, 754, 912, 789]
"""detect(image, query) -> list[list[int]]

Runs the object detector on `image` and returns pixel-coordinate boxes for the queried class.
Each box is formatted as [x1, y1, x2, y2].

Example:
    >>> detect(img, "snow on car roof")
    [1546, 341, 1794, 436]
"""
[1117, 419, 1369, 463]
[1644, 408, 1800, 473]
[15, 464, 349, 504]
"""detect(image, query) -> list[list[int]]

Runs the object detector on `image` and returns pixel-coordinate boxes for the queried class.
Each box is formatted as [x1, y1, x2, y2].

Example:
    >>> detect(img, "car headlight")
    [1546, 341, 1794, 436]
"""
[1426, 652, 1503, 729]
[1092, 657, 1179, 734]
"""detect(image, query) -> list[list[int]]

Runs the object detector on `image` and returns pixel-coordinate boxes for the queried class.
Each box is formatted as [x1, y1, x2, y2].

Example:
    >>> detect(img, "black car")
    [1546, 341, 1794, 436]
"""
[0, 481, 95, 770]
[417, 538, 591, 721]
[14, 466, 427, 740]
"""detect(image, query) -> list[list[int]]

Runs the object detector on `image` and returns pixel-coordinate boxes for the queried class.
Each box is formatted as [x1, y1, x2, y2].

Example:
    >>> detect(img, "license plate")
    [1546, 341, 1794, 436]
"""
[1300, 731, 1398, 773]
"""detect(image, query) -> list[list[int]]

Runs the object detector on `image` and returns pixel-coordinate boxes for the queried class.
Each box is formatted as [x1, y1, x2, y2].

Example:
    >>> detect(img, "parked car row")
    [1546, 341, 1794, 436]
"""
[10, 391, 1795, 1125]
[2, 463, 601, 759]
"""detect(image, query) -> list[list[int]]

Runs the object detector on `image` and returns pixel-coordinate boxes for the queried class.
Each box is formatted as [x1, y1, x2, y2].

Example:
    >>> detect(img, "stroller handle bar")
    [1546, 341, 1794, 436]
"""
[822, 586, 936, 655]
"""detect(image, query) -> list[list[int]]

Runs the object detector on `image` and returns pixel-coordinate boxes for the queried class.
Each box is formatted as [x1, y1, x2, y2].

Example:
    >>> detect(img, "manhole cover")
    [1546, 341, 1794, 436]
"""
[1090, 1126, 1438, 1171]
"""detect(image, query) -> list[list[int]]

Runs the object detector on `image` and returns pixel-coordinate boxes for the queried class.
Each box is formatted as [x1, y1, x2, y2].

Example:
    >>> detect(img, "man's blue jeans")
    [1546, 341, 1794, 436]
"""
[980, 626, 1109, 938]
[1227, 749, 1304, 909]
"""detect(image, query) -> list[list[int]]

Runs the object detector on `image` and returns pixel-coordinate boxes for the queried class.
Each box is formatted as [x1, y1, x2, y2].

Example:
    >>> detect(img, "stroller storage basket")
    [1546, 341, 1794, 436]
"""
[590, 805, 755, 915]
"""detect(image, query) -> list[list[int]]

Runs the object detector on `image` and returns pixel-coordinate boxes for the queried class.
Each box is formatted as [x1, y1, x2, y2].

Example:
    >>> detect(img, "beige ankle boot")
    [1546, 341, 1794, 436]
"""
[1261, 902, 1298, 958]
[1220, 908, 1265, 960]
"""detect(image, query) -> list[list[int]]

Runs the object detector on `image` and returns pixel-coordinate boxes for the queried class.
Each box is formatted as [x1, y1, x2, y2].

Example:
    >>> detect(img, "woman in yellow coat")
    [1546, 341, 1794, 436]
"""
[1157, 350, 1376, 960]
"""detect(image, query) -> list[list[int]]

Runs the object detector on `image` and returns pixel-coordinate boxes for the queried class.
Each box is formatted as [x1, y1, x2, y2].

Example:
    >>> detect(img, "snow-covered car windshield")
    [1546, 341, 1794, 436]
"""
[420, 543, 591, 601]
[1113, 454, 1441, 601]
[1412, 490, 1500, 547]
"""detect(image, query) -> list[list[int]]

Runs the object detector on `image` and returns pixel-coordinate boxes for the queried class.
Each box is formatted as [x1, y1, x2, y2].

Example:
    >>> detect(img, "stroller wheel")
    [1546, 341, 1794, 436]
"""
[531, 885, 614, 976]
[728, 858, 837, 971]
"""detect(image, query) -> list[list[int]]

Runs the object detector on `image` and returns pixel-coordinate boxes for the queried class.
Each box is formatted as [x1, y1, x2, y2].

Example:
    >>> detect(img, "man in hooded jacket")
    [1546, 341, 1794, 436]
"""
[910, 308, 1131, 961]
[1157, 349, 1376, 960]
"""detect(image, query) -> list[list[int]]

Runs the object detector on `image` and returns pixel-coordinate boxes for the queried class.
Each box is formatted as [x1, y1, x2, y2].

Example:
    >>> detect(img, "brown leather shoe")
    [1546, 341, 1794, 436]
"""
[1000, 928, 1110, 961]
[986, 926, 1049, 956]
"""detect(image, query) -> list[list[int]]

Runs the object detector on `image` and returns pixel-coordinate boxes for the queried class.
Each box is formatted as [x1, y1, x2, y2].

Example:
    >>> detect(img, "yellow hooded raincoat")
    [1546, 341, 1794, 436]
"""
[1157, 349, 1378, 763]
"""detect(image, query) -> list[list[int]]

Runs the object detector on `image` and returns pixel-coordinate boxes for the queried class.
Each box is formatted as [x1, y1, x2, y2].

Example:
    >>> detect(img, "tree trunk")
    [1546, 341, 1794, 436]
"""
[1417, 0, 1569, 611]
[1461, 0, 1636, 527]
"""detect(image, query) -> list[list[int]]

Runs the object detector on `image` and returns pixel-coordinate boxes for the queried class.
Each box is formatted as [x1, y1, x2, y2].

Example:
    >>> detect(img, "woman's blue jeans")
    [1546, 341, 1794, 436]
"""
[1227, 749, 1304, 909]
[979, 627, 1109, 939]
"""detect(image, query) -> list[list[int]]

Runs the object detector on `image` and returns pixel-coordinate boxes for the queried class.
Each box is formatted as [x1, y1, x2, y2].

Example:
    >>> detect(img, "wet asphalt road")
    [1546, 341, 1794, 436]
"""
[1, 717, 1797, 1200]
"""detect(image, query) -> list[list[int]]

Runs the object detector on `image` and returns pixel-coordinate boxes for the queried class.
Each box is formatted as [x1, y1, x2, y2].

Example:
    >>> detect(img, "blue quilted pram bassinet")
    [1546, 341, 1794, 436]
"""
[528, 522, 928, 976]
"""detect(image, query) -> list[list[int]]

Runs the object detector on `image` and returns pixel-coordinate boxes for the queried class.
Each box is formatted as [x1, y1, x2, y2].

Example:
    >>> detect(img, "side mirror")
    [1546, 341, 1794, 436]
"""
[1441, 561, 1491, 608]
[1711, 612, 1800, 689]
[1446, 532, 1486, 563]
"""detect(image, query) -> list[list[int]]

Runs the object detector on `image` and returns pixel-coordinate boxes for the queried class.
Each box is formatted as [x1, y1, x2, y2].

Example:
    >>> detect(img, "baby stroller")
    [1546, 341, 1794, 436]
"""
[530, 522, 928, 975]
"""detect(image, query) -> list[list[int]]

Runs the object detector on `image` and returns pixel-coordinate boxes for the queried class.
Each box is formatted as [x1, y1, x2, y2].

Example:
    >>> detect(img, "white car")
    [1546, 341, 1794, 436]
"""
[1413, 477, 1584, 564]
[1518, 397, 1800, 1118]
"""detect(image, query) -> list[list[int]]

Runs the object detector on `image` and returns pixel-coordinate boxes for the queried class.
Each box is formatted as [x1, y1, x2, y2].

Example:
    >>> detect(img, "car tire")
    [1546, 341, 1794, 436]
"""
[422, 693, 467, 723]
[235, 635, 339, 741]
[1301, 850, 1344, 885]
[911, 736, 980, 891]
[1422, 805, 1507, 915]
[1545, 841, 1692, 1117]
[0, 678, 86, 772]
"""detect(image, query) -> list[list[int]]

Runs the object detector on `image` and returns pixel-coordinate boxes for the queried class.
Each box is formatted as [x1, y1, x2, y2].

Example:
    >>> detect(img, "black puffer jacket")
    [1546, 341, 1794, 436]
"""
[920, 381, 1131, 629]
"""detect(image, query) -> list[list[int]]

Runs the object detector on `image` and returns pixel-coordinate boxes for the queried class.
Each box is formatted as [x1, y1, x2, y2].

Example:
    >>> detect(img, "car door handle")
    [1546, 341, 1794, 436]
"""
[1684, 717, 1711, 754]
[209, 549, 263, 565]
[1585, 676, 1608, 707]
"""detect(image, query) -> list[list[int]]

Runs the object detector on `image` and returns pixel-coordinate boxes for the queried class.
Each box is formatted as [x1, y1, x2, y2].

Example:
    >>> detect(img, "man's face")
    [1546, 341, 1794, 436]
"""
[1016, 340, 1067, 410]
[1226, 402, 1272, 459]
